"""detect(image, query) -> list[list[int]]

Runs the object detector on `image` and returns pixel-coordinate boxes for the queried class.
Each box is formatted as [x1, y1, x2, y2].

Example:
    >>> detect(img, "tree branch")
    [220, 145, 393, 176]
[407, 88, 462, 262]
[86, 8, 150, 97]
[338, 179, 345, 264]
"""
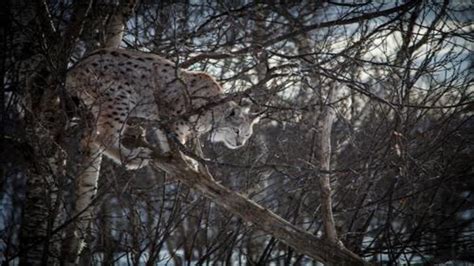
[179, 1, 420, 68]
[148, 149, 367, 265]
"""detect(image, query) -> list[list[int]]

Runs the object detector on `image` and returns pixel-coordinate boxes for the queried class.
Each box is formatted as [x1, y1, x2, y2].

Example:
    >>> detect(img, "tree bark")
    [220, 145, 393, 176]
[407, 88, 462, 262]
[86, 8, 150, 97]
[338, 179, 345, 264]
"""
[317, 88, 339, 244]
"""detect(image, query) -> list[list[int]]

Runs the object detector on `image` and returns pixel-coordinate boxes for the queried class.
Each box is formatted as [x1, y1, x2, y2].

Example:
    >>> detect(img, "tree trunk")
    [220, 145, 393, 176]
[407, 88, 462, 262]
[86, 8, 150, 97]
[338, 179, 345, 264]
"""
[8, 1, 62, 264]
[63, 1, 136, 263]
[104, 12, 125, 48]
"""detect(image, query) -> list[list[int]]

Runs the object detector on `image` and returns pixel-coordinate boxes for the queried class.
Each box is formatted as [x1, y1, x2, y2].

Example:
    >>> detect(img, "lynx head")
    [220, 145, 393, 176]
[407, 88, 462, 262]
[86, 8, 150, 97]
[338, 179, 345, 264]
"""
[210, 100, 260, 149]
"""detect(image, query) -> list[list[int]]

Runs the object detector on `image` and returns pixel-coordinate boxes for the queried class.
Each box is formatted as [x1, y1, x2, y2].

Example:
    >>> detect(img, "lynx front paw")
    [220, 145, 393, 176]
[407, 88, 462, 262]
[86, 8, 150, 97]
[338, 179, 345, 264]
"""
[183, 155, 199, 171]
[125, 147, 152, 170]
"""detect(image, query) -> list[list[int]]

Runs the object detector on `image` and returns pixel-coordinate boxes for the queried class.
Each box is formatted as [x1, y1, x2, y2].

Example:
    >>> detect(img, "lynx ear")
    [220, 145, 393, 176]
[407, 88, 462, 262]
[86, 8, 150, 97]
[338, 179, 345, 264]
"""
[225, 101, 239, 117]
[240, 97, 265, 122]
[241, 98, 252, 106]
[240, 98, 253, 114]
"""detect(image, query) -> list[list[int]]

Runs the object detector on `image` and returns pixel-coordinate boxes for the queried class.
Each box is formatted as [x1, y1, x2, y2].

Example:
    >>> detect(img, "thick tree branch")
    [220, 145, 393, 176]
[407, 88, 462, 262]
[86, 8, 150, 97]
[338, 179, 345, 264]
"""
[148, 148, 366, 265]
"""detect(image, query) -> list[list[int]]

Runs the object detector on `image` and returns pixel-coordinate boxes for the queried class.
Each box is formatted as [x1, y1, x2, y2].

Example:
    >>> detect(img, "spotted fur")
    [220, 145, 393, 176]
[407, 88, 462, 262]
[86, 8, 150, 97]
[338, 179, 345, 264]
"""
[67, 48, 258, 168]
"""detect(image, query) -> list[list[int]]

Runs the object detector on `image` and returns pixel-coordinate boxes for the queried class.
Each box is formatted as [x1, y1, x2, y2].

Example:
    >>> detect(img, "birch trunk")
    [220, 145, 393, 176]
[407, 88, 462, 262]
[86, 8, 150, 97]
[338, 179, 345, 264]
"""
[63, 1, 136, 263]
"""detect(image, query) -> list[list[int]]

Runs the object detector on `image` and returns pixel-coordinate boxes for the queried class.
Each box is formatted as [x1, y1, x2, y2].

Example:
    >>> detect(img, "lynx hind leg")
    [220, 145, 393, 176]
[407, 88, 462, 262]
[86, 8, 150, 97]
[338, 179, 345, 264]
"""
[94, 102, 151, 170]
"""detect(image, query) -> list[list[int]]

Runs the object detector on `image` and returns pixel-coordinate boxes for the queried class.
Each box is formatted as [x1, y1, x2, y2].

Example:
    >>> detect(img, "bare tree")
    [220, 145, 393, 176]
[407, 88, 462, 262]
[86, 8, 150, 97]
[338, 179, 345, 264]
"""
[1, 1, 472, 265]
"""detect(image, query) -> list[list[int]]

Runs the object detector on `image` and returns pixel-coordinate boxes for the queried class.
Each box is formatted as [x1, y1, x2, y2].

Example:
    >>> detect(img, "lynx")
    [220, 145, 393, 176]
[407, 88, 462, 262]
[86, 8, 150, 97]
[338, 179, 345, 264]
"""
[64, 48, 259, 259]
[67, 48, 259, 166]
